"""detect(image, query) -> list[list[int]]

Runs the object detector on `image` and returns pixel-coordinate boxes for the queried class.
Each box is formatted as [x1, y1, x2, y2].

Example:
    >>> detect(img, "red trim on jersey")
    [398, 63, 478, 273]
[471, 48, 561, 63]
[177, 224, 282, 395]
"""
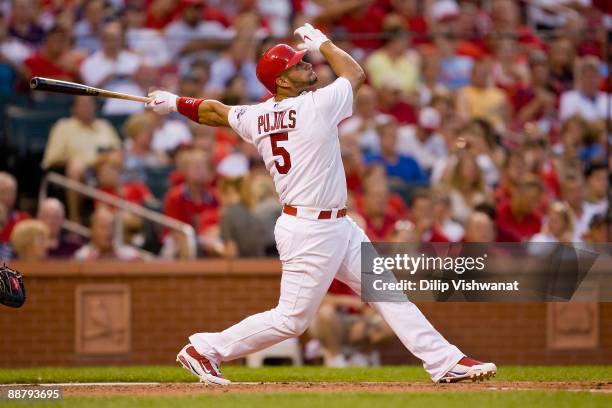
[177, 97, 204, 123]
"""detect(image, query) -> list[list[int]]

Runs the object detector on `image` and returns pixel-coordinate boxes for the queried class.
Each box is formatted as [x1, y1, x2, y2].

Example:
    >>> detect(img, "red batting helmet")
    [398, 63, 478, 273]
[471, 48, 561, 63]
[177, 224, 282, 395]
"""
[256, 44, 307, 94]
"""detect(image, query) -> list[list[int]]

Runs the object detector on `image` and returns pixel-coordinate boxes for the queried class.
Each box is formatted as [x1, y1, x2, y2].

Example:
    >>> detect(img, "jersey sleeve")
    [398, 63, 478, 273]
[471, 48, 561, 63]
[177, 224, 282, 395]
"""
[312, 77, 354, 127]
[228, 105, 253, 144]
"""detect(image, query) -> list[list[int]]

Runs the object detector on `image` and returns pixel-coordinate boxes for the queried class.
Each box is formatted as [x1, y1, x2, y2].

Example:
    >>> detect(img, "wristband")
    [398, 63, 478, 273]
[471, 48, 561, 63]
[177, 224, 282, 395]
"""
[177, 97, 204, 123]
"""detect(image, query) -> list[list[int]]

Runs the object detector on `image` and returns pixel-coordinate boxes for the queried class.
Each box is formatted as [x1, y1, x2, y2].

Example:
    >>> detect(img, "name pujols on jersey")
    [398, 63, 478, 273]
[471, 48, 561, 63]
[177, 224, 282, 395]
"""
[258, 110, 297, 134]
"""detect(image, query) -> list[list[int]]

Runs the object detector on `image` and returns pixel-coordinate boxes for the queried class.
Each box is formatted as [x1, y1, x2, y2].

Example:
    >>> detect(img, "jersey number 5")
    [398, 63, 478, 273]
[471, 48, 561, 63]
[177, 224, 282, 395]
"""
[270, 132, 291, 174]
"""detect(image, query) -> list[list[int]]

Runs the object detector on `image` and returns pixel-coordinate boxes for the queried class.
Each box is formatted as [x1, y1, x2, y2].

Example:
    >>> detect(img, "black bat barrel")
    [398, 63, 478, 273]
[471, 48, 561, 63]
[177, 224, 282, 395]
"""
[29, 77, 100, 97]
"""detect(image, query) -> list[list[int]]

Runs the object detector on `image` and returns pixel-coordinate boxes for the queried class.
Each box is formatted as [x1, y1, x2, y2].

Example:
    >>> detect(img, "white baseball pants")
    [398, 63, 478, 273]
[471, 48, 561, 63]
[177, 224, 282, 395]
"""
[189, 213, 464, 381]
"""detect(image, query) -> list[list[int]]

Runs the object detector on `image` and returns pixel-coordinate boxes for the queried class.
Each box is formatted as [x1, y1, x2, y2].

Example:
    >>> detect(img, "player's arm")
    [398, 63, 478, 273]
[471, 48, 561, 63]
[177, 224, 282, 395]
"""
[145, 91, 231, 128]
[294, 23, 365, 96]
[319, 42, 365, 95]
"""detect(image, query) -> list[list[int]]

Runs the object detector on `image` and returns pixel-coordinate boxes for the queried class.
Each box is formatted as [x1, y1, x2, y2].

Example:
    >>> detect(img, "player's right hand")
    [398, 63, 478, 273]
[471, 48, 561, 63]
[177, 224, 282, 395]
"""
[294, 23, 329, 52]
[146, 90, 178, 115]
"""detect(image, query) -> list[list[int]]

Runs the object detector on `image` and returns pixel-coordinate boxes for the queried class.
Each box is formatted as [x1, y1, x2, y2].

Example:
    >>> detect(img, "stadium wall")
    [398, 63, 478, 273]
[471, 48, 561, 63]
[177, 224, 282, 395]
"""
[0, 260, 610, 367]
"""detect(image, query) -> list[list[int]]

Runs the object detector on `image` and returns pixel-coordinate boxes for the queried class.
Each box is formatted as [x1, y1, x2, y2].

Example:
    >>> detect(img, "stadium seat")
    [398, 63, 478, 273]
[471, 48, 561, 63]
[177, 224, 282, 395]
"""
[4, 106, 63, 158]
[245, 338, 303, 367]
[31, 93, 74, 115]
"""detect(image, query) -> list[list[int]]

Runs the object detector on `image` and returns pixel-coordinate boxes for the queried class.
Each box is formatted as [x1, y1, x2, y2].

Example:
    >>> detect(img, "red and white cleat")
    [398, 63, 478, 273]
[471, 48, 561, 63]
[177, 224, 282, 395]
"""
[438, 357, 497, 383]
[176, 344, 231, 385]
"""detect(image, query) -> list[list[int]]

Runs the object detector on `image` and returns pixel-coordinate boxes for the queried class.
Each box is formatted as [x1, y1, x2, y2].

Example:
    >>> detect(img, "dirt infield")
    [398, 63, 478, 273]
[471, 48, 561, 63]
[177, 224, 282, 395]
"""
[10, 381, 609, 396]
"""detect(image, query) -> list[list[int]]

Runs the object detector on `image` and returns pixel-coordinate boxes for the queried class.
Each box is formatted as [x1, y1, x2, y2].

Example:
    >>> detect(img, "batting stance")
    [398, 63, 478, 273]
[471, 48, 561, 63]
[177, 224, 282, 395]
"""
[147, 24, 496, 385]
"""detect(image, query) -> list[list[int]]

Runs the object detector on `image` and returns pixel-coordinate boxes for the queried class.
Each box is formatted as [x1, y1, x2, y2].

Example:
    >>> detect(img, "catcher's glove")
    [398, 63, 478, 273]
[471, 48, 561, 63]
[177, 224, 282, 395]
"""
[0, 264, 25, 308]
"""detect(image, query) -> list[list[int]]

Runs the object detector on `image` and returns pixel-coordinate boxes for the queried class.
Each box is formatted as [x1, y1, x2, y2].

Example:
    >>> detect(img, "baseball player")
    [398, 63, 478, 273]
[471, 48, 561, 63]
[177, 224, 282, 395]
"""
[146, 23, 496, 385]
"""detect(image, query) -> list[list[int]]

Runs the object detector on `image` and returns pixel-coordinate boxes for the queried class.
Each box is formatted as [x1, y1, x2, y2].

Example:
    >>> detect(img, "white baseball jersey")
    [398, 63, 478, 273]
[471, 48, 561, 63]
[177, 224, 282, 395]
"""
[228, 77, 353, 209]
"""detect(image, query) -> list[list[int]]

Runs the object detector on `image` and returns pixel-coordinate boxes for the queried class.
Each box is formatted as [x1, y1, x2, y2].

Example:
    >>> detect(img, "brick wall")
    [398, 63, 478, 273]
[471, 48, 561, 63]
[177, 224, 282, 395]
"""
[0, 260, 610, 367]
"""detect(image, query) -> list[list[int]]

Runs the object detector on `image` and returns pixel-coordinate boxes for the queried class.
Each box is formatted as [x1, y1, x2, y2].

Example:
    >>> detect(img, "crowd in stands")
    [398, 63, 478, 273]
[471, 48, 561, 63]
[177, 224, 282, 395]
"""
[0, 0, 610, 263]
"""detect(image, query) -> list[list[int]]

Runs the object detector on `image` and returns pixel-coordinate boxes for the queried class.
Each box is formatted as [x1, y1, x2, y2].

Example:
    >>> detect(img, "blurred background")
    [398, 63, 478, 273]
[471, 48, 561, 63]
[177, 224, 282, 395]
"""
[0, 0, 611, 369]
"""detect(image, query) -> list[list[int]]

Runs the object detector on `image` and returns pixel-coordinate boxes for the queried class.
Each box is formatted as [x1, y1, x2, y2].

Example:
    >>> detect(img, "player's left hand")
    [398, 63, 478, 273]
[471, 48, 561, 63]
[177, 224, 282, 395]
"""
[146, 90, 178, 115]
[294, 23, 329, 52]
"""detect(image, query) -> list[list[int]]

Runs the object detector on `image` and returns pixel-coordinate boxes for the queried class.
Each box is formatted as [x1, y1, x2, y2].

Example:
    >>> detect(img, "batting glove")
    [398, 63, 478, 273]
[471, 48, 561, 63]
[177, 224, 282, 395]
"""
[146, 90, 178, 115]
[294, 23, 329, 52]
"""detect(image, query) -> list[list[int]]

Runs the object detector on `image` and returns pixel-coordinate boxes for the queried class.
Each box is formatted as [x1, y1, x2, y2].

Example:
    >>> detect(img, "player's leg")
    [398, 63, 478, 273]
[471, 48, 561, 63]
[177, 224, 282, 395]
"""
[187, 215, 347, 364]
[334, 216, 495, 382]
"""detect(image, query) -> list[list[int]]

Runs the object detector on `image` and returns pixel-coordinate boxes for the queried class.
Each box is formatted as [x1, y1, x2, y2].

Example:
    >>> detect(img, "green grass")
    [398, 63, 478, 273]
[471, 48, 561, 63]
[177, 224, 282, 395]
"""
[0, 392, 610, 408]
[0, 365, 610, 384]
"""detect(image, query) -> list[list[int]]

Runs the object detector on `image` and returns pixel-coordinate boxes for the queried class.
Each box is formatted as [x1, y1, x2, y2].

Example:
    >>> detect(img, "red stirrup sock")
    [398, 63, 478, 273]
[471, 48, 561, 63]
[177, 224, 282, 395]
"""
[177, 97, 204, 123]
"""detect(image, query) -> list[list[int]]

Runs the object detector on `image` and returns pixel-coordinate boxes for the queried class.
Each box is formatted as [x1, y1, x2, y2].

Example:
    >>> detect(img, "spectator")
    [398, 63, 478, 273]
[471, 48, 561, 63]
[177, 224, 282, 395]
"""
[24, 25, 80, 81]
[458, 120, 501, 188]
[584, 163, 609, 216]
[365, 23, 420, 95]
[390, 0, 428, 45]
[495, 151, 527, 205]
[447, 151, 491, 225]
[37, 198, 82, 258]
[377, 82, 418, 125]
[513, 50, 557, 126]
[582, 212, 610, 243]
[251, 173, 281, 256]
[496, 177, 544, 242]
[531, 201, 574, 242]
[561, 172, 597, 242]
[9, 219, 49, 261]
[74, 208, 142, 260]
[323, 0, 386, 51]
[364, 119, 426, 187]
[523, 138, 561, 200]
[339, 85, 382, 154]
[124, 0, 171, 67]
[308, 280, 393, 367]
[220, 75, 250, 106]
[356, 174, 399, 241]
[151, 112, 194, 154]
[528, 0, 590, 31]
[164, 0, 233, 63]
[456, 59, 510, 131]
[122, 111, 169, 183]
[463, 210, 496, 243]
[73, 0, 106, 54]
[43, 96, 121, 173]
[432, 189, 464, 242]
[548, 36, 575, 94]
[0, 172, 29, 244]
[204, 31, 266, 101]
[429, 1, 475, 90]
[410, 189, 449, 242]
[178, 69, 208, 99]
[94, 150, 155, 208]
[217, 171, 264, 258]
[417, 54, 448, 106]
[491, 37, 529, 95]
[145, 0, 180, 30]
[42, 96, 120, 221]
[0, 10, 30, 94]
[7, 0, 44, 46]
[163, 149, 218, 228]
[313, 64, 335, 88]
[487, 0, 541, 48]
[553, 114, 589, 164]
[80, 21, 144, 114]
[559, 56, 611, 123]
[396, 107, 447, 173]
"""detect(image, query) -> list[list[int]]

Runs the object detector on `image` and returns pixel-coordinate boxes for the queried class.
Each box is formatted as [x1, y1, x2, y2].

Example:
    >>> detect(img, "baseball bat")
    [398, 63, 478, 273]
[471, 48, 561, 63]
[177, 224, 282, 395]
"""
[30, 77, 150, 103]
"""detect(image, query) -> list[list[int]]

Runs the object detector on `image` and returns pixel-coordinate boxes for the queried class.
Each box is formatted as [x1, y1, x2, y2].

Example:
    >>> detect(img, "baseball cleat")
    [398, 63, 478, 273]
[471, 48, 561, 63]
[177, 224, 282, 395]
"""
[176, 344, 231, 385]
[438, 357, 497, 383]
